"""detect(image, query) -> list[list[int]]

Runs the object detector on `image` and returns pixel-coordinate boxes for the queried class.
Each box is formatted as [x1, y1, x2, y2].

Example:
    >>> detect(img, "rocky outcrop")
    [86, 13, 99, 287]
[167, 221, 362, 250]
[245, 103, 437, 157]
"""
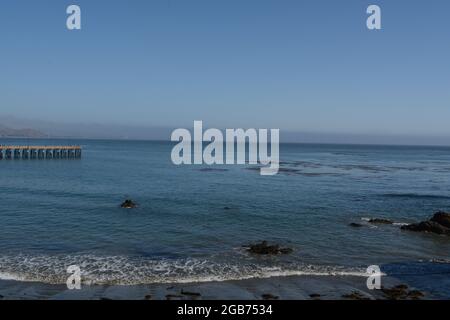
[401, 211, 450, 236]
[430, 211, 450, 228]
[402, 221, 450, 235]
[246, 241, 293, 255]
[120, 199, 137, 209]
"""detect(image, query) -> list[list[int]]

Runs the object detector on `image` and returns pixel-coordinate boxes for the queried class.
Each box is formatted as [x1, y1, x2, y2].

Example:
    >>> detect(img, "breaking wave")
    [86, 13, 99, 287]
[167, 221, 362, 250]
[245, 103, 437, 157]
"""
[0, 254, 368, 285]
[360, 217, 409, 226]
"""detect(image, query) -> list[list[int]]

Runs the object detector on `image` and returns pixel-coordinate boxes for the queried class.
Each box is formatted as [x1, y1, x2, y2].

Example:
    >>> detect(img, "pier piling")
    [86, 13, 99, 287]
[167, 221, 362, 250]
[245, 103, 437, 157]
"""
[0, 146, 82, 160]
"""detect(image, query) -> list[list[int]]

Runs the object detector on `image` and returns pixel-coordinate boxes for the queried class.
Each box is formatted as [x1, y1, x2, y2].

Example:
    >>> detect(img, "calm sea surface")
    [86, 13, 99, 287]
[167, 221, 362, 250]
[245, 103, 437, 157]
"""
[1, 139, 449, 295]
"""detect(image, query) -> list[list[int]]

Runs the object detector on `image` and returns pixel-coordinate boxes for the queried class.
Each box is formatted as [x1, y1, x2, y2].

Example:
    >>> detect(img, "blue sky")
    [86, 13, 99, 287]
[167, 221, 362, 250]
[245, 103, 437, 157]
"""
[1, 0, 449, 138]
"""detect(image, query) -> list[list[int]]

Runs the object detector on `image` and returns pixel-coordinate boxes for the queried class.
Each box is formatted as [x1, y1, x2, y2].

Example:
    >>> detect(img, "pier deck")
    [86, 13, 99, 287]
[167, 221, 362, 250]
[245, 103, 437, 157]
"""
[0, 146, 82, 160]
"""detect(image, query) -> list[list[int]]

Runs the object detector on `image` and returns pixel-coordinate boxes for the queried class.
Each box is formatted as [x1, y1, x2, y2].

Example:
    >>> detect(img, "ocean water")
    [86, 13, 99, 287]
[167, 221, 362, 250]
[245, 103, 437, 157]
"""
[1, 139, 450, 295]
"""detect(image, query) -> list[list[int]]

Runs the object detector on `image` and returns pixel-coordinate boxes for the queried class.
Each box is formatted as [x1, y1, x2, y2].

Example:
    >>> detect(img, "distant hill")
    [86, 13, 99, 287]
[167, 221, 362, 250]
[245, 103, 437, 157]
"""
[0, 124, 47, 138]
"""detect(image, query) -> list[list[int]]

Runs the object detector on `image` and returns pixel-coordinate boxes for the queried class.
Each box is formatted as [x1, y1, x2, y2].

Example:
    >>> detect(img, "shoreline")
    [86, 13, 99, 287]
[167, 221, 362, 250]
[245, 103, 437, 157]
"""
[0, 274, 417, 300]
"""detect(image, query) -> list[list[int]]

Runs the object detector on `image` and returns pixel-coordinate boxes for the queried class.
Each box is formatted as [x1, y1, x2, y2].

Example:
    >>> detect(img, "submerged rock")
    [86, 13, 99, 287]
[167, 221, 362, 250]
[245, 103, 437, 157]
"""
[368, 218, 393, 224]
[144, 294, 152, 300]
[120, 199, 137, 209]
[401, 212, 450, 236]
[349, 223, 363, 228]
[309, 293, 321, 299]
[246, 241, 293, 255]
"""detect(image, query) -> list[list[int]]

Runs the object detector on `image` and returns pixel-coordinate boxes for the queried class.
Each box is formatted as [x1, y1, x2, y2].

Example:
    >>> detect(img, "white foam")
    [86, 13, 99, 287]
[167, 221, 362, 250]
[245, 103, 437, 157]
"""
[361, 217, 408, 226]
[0, 271, 26, 281]
[393, 222, 409, 226]
[0, 254, 369, 285]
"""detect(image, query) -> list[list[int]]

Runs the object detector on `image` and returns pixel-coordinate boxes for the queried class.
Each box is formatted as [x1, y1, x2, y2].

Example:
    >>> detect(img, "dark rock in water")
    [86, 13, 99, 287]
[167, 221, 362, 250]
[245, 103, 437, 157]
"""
[246, 241, 293, 255]
[0, 294, 3, 299]
[261, 293, 279, 300]
[224, 206, 231, 210]
[349, 223, 363, 228]
[309, 293, 321, 299]
[120, 199, 137, 209]
[381, 285, 424, 300]
[144, 294, 152, 300]
[181, 289, 201, 297]
[401, 221, 450, 235]
[430, 211, 450, 228]
[342, 291, 370, 300]
[401, 211, 450, 235]
[368, 218, 393, 224]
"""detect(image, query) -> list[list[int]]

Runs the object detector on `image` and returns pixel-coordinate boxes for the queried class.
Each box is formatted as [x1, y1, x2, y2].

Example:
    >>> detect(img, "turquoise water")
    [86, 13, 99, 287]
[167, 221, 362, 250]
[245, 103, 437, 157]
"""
[0, 139, 449, 294]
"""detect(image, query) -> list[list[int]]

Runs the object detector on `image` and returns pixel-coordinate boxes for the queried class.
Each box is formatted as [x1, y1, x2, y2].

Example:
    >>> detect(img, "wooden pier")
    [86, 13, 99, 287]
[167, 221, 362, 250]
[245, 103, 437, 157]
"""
[0, 146, 82, 160]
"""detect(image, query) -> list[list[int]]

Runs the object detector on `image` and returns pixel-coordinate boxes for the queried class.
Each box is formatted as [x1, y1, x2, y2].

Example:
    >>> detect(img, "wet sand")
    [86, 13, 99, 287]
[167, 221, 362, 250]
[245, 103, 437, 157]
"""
[0, 275, 410, 300]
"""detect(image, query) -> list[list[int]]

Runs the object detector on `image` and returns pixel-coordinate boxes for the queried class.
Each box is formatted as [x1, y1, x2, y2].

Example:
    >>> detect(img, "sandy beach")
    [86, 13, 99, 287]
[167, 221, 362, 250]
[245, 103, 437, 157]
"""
[0, 275, 419, 300]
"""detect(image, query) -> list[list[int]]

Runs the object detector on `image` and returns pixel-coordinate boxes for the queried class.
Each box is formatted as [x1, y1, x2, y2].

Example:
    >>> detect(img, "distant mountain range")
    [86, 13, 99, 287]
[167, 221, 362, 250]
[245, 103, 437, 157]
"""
[1, 115, 449, 145]
[0, 115, 172, 140]
[0, 124, 47, 138]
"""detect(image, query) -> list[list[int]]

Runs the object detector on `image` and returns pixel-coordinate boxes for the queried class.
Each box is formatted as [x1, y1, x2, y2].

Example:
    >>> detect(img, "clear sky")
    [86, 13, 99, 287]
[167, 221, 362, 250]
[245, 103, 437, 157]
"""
[1, 0, 449, 138]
